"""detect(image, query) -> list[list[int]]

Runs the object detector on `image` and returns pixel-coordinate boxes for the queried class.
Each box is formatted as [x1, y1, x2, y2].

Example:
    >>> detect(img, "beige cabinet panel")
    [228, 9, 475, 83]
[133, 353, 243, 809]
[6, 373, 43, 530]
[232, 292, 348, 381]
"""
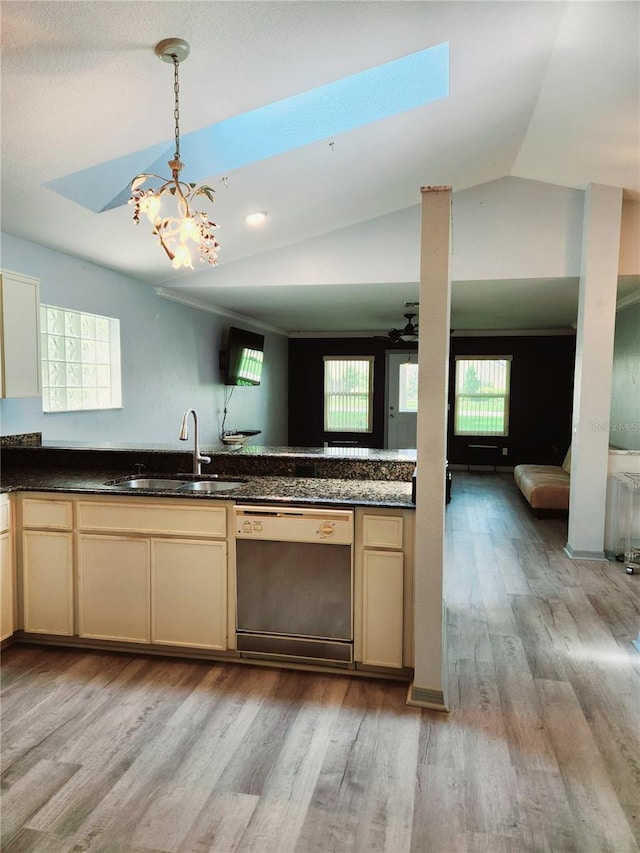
[22, 530, 73, 635]
[78, 535, 150, 643]
[0, 495, 13, 641]
[0, 495, 10, 532]
[22, 497, 73, 530]
[0, 270, 41, 398]
[151, 538, 227, 649]
[362, 549, 404, 668]
[1, 531, 14, 640]
[362, 514, 404, 550]
[77, 500, 227, 538]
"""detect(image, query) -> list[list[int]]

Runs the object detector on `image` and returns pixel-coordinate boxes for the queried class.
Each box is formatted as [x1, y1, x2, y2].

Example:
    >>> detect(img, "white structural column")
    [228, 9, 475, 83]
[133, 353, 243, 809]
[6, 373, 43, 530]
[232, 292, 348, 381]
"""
[407, 186, 451, 711]
[565, 184, 623, 560]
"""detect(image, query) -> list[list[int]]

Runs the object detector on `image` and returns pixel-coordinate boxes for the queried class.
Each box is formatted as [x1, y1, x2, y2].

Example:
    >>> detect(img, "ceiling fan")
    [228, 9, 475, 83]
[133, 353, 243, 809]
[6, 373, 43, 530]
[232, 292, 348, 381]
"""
[377, 312, 419, 344]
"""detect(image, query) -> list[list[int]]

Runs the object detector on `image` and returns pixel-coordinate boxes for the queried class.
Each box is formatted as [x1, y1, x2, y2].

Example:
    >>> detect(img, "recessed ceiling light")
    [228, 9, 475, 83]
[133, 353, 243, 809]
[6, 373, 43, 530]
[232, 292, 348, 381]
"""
[245, 211, 268, 226]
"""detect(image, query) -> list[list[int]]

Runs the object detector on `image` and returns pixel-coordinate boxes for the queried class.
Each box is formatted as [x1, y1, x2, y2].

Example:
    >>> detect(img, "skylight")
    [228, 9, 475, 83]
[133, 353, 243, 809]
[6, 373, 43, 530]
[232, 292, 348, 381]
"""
[45, 42, 449, 214]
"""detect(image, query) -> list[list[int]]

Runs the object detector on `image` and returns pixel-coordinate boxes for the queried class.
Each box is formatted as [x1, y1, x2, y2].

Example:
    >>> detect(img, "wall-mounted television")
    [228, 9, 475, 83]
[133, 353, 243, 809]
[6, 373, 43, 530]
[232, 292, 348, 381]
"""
[221, 326, 265, 386]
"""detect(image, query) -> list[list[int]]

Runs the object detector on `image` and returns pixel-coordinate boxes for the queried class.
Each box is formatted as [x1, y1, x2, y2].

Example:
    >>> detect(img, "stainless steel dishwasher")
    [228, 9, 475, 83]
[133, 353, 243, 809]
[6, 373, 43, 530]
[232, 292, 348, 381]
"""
[234, 504, 354, 664]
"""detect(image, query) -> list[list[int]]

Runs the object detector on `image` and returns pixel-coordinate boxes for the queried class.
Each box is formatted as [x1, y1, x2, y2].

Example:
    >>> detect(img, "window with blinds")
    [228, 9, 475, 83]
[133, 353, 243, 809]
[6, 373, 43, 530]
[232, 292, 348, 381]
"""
[454, 356, 512, 436]
[324, 356, 374, 432]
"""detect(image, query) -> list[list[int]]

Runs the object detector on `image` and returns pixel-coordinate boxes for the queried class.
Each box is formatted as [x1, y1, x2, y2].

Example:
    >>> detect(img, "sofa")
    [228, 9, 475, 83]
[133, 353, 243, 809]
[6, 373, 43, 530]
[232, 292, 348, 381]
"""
[514, 447, 571, 511]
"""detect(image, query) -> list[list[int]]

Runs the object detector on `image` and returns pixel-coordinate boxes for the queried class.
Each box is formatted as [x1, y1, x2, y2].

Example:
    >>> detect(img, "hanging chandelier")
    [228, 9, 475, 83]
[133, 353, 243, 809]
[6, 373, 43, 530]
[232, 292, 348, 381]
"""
[129, 38, 220, 269]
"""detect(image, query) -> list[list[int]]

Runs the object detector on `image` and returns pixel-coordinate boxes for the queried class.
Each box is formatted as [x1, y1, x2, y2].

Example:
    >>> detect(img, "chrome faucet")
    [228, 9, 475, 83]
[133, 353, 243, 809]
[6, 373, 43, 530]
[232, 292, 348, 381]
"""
[179, 408, 211, 475]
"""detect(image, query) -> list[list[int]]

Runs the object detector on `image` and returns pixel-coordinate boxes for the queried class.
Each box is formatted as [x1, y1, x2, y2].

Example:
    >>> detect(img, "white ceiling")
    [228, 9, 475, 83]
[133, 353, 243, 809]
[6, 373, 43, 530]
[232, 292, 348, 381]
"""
[2, 1, 638, 335]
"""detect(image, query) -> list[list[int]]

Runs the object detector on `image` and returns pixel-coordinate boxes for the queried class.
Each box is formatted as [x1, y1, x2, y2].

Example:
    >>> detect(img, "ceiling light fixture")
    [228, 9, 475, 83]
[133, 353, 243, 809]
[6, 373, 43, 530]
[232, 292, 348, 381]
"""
[129, 38, 220, 270]
[245, 211, 268, 226]
[383, 313, 419, 343]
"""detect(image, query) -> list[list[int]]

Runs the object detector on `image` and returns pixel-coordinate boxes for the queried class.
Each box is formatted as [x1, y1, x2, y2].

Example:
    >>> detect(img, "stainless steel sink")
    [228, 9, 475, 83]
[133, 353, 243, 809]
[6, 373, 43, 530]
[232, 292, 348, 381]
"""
[110, 478, 192, 489]
[177, 480, 245, 492]
[106, 477, 245, 492]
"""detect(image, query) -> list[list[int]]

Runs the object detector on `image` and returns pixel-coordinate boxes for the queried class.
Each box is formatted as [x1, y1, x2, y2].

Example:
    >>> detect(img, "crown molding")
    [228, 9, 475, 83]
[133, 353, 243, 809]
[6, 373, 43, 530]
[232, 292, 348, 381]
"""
[154, 288, 287, 336]
[450, 328, 576, 337]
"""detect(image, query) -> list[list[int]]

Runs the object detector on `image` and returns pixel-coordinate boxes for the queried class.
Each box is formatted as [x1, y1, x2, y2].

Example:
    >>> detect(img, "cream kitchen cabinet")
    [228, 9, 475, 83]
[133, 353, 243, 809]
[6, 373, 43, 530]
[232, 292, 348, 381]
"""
[152, 538, 227, 649]
[78, 534, 150, 642]
[77, 497, 229, 649]
[20, 496, 74, 635]
[1, 494, 15, 641]
[0, 269, 41, 398]
[355, 508, 414, 670]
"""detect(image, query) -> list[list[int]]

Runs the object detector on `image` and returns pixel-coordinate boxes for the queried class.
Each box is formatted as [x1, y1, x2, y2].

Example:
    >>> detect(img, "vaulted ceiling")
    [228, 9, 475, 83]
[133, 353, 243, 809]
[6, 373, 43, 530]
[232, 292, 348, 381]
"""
[2, 1, 638, 334]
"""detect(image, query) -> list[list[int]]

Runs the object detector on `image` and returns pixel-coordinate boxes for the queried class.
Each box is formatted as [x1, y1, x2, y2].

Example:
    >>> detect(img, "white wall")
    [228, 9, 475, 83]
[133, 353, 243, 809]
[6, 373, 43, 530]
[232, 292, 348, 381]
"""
[451, 177, 586, 280]
[177, 177, 589, 290]
[0, 233, 288, 446]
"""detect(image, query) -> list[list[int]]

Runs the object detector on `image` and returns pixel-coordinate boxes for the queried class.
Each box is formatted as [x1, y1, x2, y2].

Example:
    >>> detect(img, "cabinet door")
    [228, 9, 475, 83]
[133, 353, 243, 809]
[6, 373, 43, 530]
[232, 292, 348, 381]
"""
[1, 531, 14, 640]
[0, 270, 41, 398]
[151, 538, 227, 649]
[78, 535, 150, 643]
[362, 549, 404, 668]
[22, 530, 73, 635]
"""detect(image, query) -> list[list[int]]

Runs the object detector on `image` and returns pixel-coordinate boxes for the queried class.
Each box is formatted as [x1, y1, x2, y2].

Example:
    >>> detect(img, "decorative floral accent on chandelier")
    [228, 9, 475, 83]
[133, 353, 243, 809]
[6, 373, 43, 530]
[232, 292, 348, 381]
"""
[129, 38, 220, 269]
[130, 163, 219, 269]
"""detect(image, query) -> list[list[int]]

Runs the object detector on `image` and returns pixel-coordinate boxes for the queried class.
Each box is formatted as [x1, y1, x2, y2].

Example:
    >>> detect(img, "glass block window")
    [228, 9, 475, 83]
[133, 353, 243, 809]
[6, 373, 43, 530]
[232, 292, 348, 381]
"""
[324, 356, 374, 432]
[40, 305, 122, 412]
[454, 356, 512, 436]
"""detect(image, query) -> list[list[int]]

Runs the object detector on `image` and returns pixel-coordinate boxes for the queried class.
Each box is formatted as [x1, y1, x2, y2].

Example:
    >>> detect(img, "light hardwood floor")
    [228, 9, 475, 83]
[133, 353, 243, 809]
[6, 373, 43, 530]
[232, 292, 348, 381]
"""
[1, 472, 639, 852]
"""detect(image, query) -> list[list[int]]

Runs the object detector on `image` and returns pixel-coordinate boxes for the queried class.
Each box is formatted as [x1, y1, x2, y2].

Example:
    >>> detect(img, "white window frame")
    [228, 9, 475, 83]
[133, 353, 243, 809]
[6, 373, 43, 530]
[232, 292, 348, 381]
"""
[40, 304, 122, 413]
[454, 355, 512, 436]
[324, 356, 374, 433]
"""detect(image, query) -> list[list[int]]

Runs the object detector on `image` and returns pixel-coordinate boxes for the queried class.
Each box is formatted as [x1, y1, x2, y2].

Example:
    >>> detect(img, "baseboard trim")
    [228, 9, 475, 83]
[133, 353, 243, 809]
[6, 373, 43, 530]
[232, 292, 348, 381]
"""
[406, 683, 449, 712]
[564, 544, 607, 561]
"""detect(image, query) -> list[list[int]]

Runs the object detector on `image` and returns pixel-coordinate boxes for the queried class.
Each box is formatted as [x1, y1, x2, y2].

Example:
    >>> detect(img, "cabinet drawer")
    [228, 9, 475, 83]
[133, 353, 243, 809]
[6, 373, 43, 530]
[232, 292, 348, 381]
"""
[362, 514, 403, 550]
[22, 497, 73, 530]
[77, 500, 227, 537]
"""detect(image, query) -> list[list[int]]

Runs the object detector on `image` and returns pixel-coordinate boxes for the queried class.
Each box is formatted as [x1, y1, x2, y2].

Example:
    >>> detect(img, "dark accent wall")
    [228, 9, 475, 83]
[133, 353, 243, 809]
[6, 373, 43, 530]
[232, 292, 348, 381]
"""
[288, 338, 410, 447]
[448, 335, 576, 467]
[289, 334, 575, 465]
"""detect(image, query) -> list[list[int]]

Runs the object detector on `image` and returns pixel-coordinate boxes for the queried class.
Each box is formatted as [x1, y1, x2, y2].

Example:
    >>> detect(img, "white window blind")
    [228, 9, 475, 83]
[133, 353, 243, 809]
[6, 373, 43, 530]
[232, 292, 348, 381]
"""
[454, 356, 511, 436]
[324, 356, 374, 432]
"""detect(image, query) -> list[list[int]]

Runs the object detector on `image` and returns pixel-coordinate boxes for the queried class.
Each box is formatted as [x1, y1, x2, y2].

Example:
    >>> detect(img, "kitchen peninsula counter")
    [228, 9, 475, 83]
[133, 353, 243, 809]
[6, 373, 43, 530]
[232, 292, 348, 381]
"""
[1, 440, 417, 676]
[1, 440, 416, 509]
[0, 468, 414, 509]
[1, 441, 416, 482]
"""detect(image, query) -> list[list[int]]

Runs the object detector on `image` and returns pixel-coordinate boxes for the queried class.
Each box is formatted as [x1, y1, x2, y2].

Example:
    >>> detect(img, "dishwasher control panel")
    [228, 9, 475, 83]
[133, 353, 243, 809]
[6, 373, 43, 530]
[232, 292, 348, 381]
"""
[234, 505, 354, 544]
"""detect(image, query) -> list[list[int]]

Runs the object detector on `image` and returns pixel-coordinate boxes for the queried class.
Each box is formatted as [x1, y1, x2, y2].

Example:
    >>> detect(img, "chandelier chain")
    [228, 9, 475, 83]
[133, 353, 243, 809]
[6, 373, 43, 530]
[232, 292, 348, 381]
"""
[130, 38, 220, 269]
[173, 55, 180, 161]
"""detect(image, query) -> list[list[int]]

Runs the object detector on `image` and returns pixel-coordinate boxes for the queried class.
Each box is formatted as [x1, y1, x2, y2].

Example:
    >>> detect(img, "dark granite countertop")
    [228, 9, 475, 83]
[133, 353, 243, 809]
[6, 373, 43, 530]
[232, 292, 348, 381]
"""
[1, 443, 416, 483]
[0, 468, 415, 509]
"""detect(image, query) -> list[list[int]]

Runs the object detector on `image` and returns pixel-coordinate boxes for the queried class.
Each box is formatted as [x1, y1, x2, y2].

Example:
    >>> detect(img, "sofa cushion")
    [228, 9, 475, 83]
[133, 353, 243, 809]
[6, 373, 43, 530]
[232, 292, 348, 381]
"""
[513, 464, 570, 510]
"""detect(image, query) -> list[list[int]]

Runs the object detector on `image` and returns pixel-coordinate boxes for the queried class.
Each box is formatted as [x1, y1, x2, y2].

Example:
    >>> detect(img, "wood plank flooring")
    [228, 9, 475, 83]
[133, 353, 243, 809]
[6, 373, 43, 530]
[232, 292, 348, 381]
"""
[1, 472, 639, 852]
